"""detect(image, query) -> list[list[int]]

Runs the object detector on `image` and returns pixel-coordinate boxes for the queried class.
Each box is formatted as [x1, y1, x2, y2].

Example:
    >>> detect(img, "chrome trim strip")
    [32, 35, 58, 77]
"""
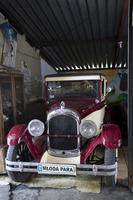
[47, 108, 80, 122]
[6, 159, 117, 176]
[47, 148, 80, 158]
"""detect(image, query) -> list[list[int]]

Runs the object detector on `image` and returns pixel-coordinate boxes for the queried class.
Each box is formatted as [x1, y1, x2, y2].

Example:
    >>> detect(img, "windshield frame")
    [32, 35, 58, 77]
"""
[45, 79, 101, 103]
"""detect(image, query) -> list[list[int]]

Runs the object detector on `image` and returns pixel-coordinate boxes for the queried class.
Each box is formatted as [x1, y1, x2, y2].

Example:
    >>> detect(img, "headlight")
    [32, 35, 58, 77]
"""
[28, 119, 45, 137]
[80, 120, 97, 139]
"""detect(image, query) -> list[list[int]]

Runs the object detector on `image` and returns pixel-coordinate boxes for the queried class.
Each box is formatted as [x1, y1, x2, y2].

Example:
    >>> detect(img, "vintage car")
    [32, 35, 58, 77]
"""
[6, 74, 121, 186]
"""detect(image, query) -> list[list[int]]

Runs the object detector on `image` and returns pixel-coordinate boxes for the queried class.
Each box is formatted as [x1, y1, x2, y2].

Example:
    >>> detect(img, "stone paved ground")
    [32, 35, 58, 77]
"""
[0, 183, 133, 200]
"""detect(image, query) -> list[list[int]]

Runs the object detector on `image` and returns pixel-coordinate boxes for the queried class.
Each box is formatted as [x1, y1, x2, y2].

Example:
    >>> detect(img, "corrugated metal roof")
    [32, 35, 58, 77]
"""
[0, 0, 128, 72]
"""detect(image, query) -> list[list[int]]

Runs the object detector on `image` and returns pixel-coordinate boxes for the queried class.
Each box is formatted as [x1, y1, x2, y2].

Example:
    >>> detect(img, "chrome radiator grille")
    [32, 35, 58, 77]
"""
[48, 115, 78, 150]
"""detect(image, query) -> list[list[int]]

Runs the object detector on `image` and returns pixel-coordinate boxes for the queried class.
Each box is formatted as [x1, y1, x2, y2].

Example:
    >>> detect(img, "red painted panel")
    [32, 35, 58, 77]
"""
[7, 124, 27, 145]
[7, 124, 46, 161]
[48, 97, 105, 119]
[81, 124, 121, 164]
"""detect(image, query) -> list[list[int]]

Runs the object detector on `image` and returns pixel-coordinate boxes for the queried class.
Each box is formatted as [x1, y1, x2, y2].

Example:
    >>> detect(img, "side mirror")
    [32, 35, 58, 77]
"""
[106, 86, 114, 94]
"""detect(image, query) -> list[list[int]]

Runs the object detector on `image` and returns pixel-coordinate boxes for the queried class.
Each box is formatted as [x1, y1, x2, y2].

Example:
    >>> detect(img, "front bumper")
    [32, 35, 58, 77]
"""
[6, 159, 117, 176]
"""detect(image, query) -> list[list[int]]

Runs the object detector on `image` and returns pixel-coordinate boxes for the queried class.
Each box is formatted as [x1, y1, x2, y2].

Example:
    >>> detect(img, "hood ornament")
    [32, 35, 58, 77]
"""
[60, 101, 65, 109]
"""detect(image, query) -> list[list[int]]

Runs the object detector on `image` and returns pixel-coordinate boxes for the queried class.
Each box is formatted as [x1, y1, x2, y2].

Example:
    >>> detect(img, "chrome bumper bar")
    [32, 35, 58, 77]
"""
[6, 159, 117, 176]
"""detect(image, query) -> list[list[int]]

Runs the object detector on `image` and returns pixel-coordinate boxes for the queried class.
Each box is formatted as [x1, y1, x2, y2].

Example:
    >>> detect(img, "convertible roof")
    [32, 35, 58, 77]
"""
[0, 0, 128, 72]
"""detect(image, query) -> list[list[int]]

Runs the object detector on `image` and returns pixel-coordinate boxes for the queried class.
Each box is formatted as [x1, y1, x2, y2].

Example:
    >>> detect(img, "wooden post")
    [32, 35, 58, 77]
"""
[11, 75, 17, 124]
[0, 88, 4, 144]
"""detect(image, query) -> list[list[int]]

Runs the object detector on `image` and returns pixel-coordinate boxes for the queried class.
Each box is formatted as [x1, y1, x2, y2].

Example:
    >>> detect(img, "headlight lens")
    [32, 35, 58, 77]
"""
[28, 119, 45, 137]
[80, 120, 97, 139]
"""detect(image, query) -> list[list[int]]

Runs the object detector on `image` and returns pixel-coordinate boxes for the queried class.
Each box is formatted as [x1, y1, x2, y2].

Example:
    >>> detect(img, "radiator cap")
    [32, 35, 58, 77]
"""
[60, 101, 65, 109]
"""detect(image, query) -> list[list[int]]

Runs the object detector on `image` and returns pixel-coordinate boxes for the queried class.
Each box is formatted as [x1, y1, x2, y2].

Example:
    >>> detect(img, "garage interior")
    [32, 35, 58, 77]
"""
[0, 0, 132, 193]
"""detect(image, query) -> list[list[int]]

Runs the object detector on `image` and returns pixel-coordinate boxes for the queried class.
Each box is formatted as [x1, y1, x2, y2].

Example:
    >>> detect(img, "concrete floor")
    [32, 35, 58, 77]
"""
[0, 182, 133, 200]
[0, 146, 132, 200]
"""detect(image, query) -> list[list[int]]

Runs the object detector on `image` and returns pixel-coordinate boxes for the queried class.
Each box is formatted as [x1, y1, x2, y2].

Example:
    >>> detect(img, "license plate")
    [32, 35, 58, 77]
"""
[37, 163, 76, 176]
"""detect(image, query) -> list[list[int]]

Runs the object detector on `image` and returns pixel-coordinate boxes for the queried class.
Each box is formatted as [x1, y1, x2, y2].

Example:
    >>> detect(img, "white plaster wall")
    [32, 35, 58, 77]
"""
[41, 59, 57, 78]
[0, 14, 42, 101]
[0, 14, 5, 62]
[41, 59, 57, 98]
[16, 34, 42, 101]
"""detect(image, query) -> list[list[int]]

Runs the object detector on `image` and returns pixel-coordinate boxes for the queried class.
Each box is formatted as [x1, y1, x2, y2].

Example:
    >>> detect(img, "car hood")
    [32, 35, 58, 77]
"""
[48, 97, 105, 119]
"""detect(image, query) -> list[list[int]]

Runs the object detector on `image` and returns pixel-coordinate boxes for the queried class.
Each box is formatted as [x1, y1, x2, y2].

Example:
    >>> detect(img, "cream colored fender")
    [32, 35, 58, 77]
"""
[81, 106, 105, 135]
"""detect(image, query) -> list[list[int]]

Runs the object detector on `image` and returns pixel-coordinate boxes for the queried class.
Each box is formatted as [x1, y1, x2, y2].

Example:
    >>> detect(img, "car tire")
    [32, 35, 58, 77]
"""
[6, 143, 33, 182]
[104, 148, 117, 187]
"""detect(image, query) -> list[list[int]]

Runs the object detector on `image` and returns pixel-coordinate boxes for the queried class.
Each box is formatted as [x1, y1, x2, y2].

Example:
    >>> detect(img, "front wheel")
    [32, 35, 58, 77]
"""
[6, 143, 33, 182]
[104, 148, 117, 187]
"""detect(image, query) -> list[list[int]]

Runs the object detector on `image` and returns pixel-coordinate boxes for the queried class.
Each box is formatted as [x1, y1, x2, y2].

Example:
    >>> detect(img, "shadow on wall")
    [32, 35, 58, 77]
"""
[107, 69, 127, 145]
[24, 99, 47, 124]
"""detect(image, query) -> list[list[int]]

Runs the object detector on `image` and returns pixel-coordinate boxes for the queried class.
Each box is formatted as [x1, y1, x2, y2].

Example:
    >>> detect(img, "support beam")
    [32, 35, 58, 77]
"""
[113, 0, 128, 66]
[128, 0, 133, 192]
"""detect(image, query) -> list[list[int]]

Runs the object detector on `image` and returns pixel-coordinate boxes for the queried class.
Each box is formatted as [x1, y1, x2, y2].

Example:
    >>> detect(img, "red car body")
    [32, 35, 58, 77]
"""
[6, 74, 122, 184]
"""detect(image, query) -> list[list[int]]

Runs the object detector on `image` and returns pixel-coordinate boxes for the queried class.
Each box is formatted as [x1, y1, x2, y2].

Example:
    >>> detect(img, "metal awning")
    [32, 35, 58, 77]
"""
[0, 0, 128, 72]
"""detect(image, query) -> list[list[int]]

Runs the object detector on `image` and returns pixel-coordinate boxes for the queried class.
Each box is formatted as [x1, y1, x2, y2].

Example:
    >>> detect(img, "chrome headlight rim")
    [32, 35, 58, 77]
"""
[80, 120, 97, 139]
[28, 119, 45, 137]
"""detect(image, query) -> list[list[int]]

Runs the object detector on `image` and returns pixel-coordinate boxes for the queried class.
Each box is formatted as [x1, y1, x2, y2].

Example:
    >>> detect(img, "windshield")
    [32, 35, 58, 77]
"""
[47, 80, 99, 102]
